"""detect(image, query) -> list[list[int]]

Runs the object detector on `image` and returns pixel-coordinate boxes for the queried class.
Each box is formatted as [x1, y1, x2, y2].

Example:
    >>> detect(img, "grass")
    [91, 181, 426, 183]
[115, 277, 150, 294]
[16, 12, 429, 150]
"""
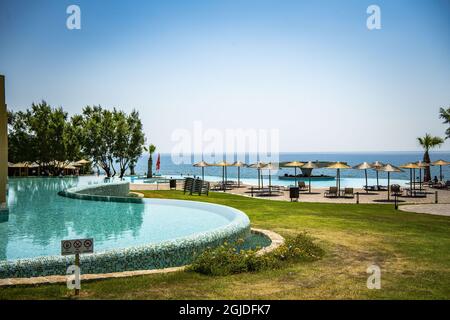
[1, 190, 450, 299]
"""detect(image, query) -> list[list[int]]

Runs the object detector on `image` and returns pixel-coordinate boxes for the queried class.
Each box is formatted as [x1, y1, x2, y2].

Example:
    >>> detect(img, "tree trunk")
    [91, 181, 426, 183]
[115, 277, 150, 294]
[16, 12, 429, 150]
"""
[423, 150, 431, 182]
[147, 155, 153, 178]
[129, 164, 135, 176]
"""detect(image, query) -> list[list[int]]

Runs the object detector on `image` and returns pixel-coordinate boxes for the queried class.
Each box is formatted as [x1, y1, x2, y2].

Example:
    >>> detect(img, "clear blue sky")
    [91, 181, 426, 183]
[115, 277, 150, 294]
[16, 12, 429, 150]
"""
[1, 0, 449, 152]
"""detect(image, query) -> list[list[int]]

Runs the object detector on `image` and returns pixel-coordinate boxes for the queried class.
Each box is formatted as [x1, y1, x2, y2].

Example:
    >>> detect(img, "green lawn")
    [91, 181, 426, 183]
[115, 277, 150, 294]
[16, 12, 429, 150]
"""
[1, 190, 450, 300]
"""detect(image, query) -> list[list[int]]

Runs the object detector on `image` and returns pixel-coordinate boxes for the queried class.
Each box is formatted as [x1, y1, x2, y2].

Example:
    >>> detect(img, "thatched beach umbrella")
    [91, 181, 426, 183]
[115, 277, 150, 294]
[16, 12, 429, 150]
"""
[353, 162, 373, 193]
[283, 161, 305, 187]
[378, 164, 402, 201]
[400, 162, 420, 192]
[326, 162, 351, 196]
[231, 161, 247, 188]
[75, 159, 90, 165]
[213, 161, 233, 191]
[248, 162, 266, 189]
[301, 161, 319, 193]
[416, 161, 430, 190]
[370, 161, 385, 188]
[193, 160, 210, 181]
[262, 163, 278, 194]
[431, 159, 450, 181]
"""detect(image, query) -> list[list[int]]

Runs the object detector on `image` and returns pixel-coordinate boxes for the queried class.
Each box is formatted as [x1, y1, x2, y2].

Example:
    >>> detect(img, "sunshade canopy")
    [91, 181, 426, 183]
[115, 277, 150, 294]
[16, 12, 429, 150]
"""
[415, 161, 430, 167]
[213, 161, 233, 167]
[262, 162, 278, 170]
[301, 161, 319, 169]
[400, 162, 420, 169]
[282, 161, 305, 167]
[76, 159, 90, 165]
[248, 162, 266, 169]
[232, 161, 247, 167]
[326, 161, 351, 169]
[432, 159, 450, 166]
[353, 162, 373, 170]
[378, 164, 402, 172]
[371, 161, 385, 168]
[193, 160, 210, 167]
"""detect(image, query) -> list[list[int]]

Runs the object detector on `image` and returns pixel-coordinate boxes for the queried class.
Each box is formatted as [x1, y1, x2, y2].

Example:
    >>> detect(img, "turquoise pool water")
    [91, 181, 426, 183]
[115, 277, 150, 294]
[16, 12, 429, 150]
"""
[0, 177, 249, 262]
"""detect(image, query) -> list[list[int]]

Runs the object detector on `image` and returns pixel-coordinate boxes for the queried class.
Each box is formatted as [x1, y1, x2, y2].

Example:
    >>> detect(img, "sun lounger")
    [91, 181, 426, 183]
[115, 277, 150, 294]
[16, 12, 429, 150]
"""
[324, 186, 338, 198]
[343, 187, 354, 198]
[298, 181, 308, 191]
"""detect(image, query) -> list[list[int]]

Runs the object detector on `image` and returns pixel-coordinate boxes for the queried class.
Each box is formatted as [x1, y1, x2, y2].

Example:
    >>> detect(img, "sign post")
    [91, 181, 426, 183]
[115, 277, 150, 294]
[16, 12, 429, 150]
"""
[61, 238, 94, 296]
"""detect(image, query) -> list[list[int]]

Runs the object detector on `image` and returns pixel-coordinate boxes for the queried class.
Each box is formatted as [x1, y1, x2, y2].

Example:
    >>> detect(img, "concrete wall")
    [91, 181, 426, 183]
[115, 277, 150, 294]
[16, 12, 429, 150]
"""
[0, 75, 7, 212]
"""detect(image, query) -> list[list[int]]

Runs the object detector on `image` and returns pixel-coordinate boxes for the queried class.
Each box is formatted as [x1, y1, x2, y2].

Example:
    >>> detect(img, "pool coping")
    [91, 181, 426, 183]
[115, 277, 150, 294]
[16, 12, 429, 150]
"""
[0, 228, 284, 287]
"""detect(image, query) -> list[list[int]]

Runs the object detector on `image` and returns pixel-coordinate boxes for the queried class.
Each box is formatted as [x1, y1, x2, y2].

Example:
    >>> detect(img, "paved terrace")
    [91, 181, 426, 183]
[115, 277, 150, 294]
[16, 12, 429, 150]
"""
[131, 183, 450, 205]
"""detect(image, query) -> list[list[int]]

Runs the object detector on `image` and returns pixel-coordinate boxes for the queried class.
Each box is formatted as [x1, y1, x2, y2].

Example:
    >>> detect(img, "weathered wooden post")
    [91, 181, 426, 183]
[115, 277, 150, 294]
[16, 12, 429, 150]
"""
[0, 75, 8, 214]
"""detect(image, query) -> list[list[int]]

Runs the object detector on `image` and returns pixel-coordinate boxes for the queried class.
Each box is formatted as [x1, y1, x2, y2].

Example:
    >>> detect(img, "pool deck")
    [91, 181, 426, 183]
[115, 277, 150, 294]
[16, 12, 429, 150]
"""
[130, 183, 450, 205]
[399, 204, 450, 216]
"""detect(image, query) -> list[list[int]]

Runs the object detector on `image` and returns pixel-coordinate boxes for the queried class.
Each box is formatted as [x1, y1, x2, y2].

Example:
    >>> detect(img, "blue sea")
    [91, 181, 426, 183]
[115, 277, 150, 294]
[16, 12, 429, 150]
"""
[127, 152, 450, 188]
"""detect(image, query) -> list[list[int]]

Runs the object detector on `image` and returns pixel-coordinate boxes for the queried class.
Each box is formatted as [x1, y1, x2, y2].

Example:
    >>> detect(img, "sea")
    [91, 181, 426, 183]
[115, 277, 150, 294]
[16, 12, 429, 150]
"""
[125, 151, 450, 188]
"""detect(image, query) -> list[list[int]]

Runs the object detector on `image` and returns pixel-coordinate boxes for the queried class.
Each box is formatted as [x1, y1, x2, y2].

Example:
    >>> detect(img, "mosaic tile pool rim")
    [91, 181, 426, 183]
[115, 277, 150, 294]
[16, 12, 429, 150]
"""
[0, 183, 253, 279]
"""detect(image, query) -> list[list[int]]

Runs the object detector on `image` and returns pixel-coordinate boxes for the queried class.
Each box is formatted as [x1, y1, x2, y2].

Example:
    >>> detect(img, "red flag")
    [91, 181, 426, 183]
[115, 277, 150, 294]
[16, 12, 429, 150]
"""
[156, 153, 161, 171]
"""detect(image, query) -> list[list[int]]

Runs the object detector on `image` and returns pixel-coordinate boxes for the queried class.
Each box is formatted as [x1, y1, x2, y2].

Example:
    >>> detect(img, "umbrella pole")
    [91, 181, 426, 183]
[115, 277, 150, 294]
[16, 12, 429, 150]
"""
[238, 167, 240, 188]
[419, 168, 422, 190]
[413, 169, 416, 190]
[309, 176, 311, 193]
[376, 170, 379, 189]
[269, 169, 272, 195]
[440, 165, 443, 181]
[222, 167, 225, 192]
[202, 167, 204, 181]
[295, 167, 297, 187]
[388, 172, 390, 201]
[365, 169, 368, 193]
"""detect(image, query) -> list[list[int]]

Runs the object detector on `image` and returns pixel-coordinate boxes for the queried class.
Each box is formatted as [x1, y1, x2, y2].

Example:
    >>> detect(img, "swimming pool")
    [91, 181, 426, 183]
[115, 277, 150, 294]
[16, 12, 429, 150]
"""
[0, 177, 253, 278]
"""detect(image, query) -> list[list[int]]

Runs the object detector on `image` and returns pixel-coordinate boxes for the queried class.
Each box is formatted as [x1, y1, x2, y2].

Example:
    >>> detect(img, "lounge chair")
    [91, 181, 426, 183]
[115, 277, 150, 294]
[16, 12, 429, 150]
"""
[324, 186, 338, 198]
[298, 181, 308, 191]
[343, 187, 354, 198]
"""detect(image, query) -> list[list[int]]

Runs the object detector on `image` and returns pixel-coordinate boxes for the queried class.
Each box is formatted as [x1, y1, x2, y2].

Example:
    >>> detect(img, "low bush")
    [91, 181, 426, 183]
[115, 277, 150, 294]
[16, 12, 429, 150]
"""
[188, 232, 324, 276]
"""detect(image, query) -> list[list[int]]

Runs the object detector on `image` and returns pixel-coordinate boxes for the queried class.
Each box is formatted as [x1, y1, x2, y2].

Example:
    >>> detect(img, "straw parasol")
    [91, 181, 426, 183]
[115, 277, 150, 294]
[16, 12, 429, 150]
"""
[353, 162, 373, 193]
[400, 162, 420, 192]
[231, 161, 247, 188]
[261, 162, 278, 194]
[76, 159, 90, 165]
[370, 161, 385, 188]
[193, 160, 210, 181]
[416, 161, 430, 189]
[248, 162, 266, 189]
[378, 164, 402, 201]
[431, 159, 450, 181]
[213, 160, 233, 191]
[301, 161, 319, 193]
[282, 161, 305, 187]
[326, 162, 351, 195]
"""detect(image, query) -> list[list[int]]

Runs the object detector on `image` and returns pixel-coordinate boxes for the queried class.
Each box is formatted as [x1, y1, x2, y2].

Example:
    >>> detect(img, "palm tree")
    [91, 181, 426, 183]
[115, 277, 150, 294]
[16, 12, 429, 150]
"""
[144, 144, 156, 178]
[417, 134, 444, 182]
[439, 107, 450, 139]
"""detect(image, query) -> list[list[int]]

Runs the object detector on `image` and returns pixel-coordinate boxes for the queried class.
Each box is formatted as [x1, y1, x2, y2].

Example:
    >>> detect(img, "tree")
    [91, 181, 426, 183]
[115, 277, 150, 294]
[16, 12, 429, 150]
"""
[417, 133, 444, 182]
[112, 109, 145, 179]
[7, 101, 84, 175]
[144, 144, 156, 178]
[439, 106, 450, 139]
[81, 106, 145, 178]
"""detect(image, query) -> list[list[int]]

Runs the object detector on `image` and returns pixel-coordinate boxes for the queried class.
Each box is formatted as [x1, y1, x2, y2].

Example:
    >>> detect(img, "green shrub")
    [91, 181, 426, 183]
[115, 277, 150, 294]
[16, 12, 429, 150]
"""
[188, 232, 324, 276]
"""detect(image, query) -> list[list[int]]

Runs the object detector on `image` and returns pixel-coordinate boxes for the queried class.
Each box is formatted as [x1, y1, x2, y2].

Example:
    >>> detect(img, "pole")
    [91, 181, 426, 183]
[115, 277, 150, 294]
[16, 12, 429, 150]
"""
[413, 169, 416, 190]
[309, 176, 312, 194]
[376, 170, 379, 189]
[269, 169, 272, 195]
[202, 167, 204, 181]
[419, 168, 422, 190]
[238, 166, 240, 188]
[440, 165, 443, 181]
[0, 75, 7, 212]
[75, 253, 80, 296]
[295, 167, 297, 187]
[365, 169, 368, 193]
[387, 172, 391, 201]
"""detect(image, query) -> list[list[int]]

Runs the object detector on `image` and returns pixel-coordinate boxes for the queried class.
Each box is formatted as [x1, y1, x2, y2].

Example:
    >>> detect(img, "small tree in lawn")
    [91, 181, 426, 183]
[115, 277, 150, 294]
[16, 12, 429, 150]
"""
[417, 133, 444, 182]
[144, 144, 156, 178]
